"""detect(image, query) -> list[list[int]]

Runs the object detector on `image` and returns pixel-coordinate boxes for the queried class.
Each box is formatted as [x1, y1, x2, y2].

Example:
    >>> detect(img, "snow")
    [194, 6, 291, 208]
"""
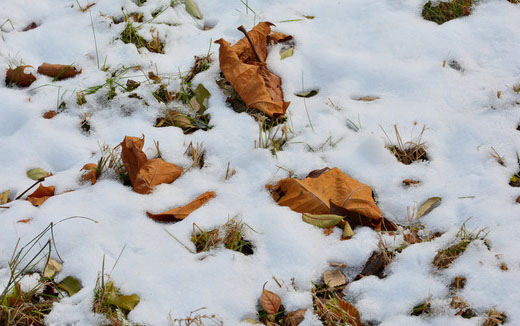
[1, 0, 520, 325]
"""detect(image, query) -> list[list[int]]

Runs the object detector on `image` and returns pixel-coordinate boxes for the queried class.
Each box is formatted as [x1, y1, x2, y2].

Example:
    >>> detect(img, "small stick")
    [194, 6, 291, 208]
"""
[237, 25, 264, 63]
[15, 178, 45, 200]
[0, 206, 9, 209]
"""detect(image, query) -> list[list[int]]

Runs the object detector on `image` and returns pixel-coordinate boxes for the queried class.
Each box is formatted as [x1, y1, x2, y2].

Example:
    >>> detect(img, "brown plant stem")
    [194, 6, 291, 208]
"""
[15, 178, 45, 200]
[237, 25, 264, 63]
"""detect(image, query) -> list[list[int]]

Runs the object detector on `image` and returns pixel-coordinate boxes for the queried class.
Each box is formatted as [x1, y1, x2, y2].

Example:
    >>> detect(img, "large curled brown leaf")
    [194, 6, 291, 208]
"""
[37, 63, 82, 80]
[5, 65, 36, 87]
[269, 167, 395, 232]
[146, 191, 216, 222]
[120, 136, 183, 194]
[27, 184, 55, 206]
[215, 22, 291, 118]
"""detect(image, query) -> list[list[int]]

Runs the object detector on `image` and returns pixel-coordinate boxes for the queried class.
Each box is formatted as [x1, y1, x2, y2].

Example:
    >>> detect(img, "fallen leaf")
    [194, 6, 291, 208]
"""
[285, 309, 306, 326]
[58, 276, 82, 296]
[260, 288, 281, 315]
[26, 168, 50, 181]
[354, 251, 390, 280]
[215, 22, 291, 118]
[81, 163, 99, 185]
[323, 269, 347, 288]
[416, 197, 442, 219]
[333, 298, 362, 326]
[193, 83, 211, 114]
[37, 63, 82, 80]
[106, 293, 141, 312]
[43, 258, 62, 278]
[295, 89, 319, 98]
[185, 0, 202, 19]
[17, 218, 32, 223]
[1, 190, 9, 204]
[356, 96, 380, 102]
[146, 191, 216, 222]
[402, 179, 420, 186]
[5, 65, 36, 87]
[120, 136, 183, 194]
[23, 22, 38, 31]
[302, 213, 342, 228]
[341, 221, 354, 240]
[270, 167, 393, 231]
[280, 47, 294, 60]
[43, 110, 57, 119]
[27, 184, 55, 206]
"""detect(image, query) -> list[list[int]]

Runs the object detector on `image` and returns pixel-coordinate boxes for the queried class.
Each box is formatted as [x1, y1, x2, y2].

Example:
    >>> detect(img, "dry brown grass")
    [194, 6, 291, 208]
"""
[483, 309, 507, 326]
[433, 224, 486, 269]
[185, 142, 206, 169]
[169, 308, 223, 326]
[191, 219, 254, 255]
[381, 124, 428, 165]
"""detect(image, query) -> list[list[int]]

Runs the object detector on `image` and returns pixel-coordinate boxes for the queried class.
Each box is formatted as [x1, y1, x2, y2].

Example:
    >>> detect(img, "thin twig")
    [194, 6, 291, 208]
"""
[15, 178, 45, 200]
[237, 25, 263, 63]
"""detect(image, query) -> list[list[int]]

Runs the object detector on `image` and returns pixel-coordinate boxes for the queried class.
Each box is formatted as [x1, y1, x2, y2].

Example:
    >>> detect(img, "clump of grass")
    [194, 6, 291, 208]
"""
[82, 143, 129, 185]
[311, 282, 361, 326]
[169, 308, 223, 325]
[185, 142, 205, 169]
[120, 22, 164, 53]
[83, 65, 139, 101]
[411, 297, 431, 316]
[92, 254, 140, 326]
[422, 0, 474, 25]
[191, 219, 254, 255]
[155, 109, 212, 134]
[432, 223, 487, 269]
[381, 124, 428, 165]
[450, 295, 475, 318]
[255, 117, 290, 156]
[184, 55, 212, 84]
[483, 309, 507, 326]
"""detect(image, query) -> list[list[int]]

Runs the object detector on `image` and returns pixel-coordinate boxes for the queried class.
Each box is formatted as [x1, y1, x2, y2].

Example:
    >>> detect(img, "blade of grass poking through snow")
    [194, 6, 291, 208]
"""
[110, 244, 127, 274]
[89, 8, 100, 69]
[240, 0, 257, 25]
[301, 72, 315, 132]
[164, 228, 195, 253]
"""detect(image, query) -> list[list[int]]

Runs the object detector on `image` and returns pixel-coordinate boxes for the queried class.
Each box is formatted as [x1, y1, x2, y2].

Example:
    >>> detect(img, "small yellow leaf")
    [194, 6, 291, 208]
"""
[44, 258, 62, 278]
[58, 276, 82, 296]
[26, 168, 50, 180]
[185, 0, 202, 19]
[417, 197, 442, 219]
[342, 221, 354, 239]
[1, 190, 9, 205]
[302, 213, 343, 228]
[280, 47, 294, 60]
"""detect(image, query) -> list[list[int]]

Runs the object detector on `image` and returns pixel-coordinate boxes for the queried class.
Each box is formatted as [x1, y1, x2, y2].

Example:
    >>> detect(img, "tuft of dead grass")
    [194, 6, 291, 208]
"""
[483, 309, 507, 326]
[169, 308, 223, 325]
[191, 219, 254, 255]
[185, 142, 206, 169]
[381, 124, 428, 165]
[422, 0, 473, 25]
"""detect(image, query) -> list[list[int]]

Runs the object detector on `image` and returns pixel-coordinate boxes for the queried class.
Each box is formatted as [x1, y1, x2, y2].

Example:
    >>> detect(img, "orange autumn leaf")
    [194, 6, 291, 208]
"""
[215, 22, 291, 118]
[37, 63, 82, 80]
[81, 163, 99, 185]
[269, 167, 395, 232]
[43, 110, 57, 119]
[27, 184, 55, 206]
[260, 288, 282, 315]
[120, 136, 183, 194]
[146, 191, 216, 223]
[5, 65, 36, 87]
[17, 218, 32, 223]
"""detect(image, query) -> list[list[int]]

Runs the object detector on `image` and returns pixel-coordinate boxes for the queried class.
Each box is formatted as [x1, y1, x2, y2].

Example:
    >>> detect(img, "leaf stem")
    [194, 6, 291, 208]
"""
[237, 25, 263, 63]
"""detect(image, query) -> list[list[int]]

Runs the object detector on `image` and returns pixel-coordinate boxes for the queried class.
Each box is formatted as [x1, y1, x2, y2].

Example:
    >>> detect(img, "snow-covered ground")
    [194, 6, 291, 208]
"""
[1, 0, 520, 325]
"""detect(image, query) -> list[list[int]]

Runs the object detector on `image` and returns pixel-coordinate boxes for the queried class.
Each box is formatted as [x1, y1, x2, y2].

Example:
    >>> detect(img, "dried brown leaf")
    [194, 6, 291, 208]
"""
[270, 167, 391, 231]
[37, 63, 82, 80]
[120, 135, 183, 194]
[146, 191, 216, 222]
[260, 289, 282, 315]
[323, 269, 347, 288]
[285, 309, 306, 326]
[43, 110, 57, 119]
[215, 22, 291, 118]
[6, 65, 36, 87]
